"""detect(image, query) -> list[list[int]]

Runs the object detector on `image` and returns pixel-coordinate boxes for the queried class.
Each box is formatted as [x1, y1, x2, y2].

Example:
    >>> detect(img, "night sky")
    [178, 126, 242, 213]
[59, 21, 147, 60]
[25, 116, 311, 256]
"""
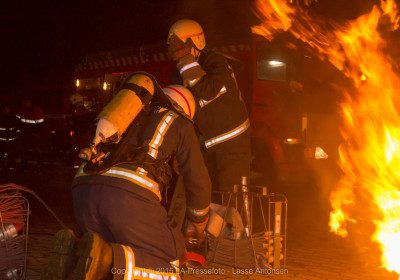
[0, 0, 394, 106]
[0, 0, 255, 99]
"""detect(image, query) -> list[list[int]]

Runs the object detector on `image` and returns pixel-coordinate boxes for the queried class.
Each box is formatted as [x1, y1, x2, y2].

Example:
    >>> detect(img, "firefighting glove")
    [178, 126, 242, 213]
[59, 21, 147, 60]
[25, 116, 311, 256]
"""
[176, 54, 206, 87]
[167, 33, 192, 61]
[184, 218, 209, 249]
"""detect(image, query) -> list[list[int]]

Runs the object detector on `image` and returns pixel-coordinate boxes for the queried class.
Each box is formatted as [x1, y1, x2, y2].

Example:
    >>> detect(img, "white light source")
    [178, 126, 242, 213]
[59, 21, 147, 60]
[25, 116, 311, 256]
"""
[284, 138, 300, 144]
[103, 82, 108, 91]
[268, 60, 284, 67]
[315, 146, 329, 159]
[75, 79, 80, 88]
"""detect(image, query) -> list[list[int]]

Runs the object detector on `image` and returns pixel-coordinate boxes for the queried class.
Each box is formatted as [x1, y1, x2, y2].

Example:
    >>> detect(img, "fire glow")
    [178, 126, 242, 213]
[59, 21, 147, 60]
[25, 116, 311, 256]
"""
[253, 0, 400, 276]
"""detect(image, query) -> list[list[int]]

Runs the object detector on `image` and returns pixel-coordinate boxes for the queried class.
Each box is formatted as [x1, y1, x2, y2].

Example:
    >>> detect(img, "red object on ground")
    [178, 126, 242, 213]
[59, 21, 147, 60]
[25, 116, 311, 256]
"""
[183, 251, 206, 267]
[13, 223, 23, 232]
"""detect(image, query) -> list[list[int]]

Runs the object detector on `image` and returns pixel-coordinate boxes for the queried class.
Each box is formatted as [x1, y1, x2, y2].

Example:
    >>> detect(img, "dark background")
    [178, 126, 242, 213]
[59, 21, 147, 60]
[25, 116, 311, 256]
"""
[0, 0, 390, 107]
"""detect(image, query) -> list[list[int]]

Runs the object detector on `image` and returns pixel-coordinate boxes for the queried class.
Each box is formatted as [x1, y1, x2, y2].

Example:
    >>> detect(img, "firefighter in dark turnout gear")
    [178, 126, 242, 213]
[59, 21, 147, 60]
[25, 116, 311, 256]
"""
[43, 74, 211, 280]
[0, 103, 18, 171]
[15, 97, 45, 168]
[168, 19, 251, 194]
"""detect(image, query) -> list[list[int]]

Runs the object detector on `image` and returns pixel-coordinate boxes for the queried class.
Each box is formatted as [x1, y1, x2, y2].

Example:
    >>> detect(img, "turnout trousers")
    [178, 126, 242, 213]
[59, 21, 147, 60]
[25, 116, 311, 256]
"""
[72, 184, 185, 273]
[203, 130, 252, 194]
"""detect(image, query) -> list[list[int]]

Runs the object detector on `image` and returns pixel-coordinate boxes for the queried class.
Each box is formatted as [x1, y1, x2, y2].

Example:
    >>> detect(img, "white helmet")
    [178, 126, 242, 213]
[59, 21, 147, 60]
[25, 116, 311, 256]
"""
[163, 85, 196, 119]
[168, 19, 206, 50]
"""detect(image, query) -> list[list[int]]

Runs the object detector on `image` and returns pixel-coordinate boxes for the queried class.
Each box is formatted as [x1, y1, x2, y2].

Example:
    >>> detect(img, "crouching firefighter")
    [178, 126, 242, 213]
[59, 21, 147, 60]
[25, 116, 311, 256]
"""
[43, 73, 211, 280]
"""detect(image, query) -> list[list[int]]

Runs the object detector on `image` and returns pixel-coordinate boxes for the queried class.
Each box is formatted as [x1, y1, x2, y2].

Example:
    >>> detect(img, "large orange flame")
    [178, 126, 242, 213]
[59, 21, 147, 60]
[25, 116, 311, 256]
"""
[253, 0, 400, 275]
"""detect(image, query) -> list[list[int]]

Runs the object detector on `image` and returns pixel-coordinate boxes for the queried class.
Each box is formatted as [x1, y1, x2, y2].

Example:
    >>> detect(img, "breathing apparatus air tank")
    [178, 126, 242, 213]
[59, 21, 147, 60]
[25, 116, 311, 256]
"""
[79, 73, 155, 163]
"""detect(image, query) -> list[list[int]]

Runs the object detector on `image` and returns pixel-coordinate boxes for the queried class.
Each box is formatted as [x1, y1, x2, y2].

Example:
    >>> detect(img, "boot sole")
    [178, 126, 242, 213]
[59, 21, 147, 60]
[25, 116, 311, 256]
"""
[42, 229, 77, 280]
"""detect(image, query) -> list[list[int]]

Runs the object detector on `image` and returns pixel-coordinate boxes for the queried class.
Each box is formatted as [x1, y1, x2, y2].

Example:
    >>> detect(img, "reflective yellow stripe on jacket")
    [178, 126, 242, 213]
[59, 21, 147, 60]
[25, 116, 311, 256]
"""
[15, 114, 44, 124]
[0, 137, 16, 141]
[148, 111, 178, 159]
[198, 85, 227, 108]
[205, 118, 250, 149]
[75, 164, 161, 201]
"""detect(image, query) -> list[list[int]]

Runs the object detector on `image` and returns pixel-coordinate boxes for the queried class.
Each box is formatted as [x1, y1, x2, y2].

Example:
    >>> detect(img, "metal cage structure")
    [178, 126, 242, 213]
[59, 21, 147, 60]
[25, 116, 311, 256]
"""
[0, 186, 30, 280]
[206, 183, 287, 270]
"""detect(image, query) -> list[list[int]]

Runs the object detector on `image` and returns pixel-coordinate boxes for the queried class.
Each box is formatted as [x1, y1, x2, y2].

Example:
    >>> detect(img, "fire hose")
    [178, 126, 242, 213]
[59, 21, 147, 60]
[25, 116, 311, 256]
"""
[0, 183, 69, 230]
[0, 183, 70, 279]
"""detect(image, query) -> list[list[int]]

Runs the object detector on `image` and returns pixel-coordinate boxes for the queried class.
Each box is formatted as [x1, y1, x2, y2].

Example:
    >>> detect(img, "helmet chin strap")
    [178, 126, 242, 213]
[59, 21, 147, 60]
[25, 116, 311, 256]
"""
[186, 38, 202, 60]
[191, 47, 201, 60]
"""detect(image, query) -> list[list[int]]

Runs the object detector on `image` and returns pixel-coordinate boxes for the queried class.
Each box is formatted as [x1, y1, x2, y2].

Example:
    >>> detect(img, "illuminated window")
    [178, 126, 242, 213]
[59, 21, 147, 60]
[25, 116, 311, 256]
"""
[257, 59, 287, 81]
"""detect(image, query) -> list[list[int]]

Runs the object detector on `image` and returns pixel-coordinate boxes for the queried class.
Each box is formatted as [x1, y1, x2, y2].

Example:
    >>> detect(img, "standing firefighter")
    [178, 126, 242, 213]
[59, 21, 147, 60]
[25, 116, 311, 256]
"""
[0, 103, 18, 171]
[167, 19, 252, 196]
[15, 96, 45, 167]
[43, 74, 211, 280]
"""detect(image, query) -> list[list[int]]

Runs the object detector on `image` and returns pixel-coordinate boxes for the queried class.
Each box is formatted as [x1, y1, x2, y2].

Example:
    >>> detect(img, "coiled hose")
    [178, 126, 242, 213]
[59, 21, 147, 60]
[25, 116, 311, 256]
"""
[0, 183, 69, 279]
[0, 183, 68, 229]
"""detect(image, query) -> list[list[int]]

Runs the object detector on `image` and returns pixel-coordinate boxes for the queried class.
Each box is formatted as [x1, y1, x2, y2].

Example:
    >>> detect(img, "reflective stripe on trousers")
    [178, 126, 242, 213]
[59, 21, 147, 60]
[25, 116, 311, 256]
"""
[204, 118, 250, 149]
[116, 245, 180, 280]
[187, 205, 210, 217]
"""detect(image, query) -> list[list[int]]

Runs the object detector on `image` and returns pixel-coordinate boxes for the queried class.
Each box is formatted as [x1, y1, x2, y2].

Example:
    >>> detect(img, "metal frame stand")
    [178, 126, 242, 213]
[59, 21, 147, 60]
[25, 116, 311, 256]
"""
[206, 184, 287, 269]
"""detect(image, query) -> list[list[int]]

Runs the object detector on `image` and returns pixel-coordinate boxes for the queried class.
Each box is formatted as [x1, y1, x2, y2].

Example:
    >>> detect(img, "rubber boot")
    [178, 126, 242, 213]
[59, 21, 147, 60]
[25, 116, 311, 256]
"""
[67, 232, 113, 280]
[42, 229, 78, 280]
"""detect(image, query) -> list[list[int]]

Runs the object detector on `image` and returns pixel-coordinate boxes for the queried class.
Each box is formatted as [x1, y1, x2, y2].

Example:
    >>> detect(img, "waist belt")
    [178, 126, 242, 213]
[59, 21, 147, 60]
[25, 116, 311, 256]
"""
[204, 118, 250, 149]
[76, 165, 161, 201]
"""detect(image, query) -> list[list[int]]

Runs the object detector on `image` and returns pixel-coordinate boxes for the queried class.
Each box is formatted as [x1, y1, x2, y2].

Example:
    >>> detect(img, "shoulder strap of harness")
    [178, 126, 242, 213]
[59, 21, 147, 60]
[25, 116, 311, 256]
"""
[119, 83, 153, 113]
